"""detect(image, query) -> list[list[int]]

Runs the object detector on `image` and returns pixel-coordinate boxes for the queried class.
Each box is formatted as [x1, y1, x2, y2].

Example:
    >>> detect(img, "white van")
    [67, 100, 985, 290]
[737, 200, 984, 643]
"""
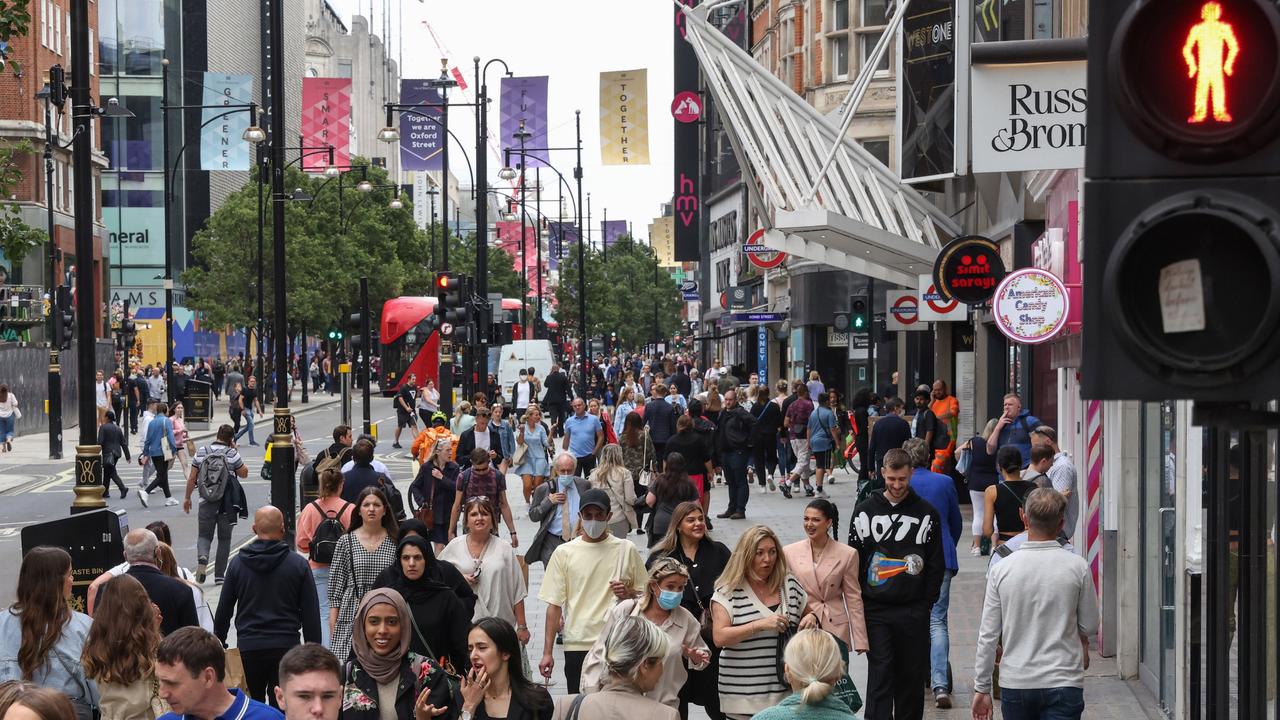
[496, 340, 556, 403]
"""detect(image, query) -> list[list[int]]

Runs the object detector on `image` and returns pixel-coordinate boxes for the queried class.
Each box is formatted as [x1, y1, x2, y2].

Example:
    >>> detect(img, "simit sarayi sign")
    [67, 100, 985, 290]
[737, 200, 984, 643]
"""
[971, 61, 1086, 174]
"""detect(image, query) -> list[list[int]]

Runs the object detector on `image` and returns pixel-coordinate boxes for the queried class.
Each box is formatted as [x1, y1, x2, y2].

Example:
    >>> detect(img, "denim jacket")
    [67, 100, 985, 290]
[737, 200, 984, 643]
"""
[0, 609, 99, 707]
[142, 415, 177, 458]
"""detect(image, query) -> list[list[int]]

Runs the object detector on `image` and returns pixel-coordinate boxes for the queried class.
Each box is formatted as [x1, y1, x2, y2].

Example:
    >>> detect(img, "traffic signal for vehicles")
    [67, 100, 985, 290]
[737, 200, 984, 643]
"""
[56, 286, 73, 349]
[348, 311, 365, 354]
[434, 272, 466, 338]
[1083, 0, 1280, 401]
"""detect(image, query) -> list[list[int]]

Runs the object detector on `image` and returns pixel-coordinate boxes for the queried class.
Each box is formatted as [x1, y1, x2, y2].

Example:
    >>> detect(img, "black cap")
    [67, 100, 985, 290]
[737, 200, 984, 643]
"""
[579, 488, 611, 512]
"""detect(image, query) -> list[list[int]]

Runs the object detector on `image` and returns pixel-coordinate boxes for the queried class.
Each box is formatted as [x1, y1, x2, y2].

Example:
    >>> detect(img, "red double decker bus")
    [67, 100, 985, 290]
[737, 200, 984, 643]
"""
[380, 296, 531, 395]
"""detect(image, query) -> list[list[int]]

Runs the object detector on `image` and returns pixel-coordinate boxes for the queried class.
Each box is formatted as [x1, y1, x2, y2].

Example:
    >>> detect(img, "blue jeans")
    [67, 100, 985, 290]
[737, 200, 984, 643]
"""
[0, 414, 13, 442]
[930, 568, 956, 690]
[1000, 687, 1085, 720]
[776, 436, 793, 476]
[722, 449, 750, 514]
[312, 565, 331, 647]
[235, 410, 256, 444]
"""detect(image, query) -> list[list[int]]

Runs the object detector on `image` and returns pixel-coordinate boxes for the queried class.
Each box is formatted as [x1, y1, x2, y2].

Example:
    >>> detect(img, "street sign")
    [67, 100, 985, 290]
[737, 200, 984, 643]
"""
[742, 229, 787, 269]
[757, 326, 769, 384]
[727, 286, 750, 309]
[679, 279, 697, 293]
[731, 312, 786, 323]
[827, 328, 849, 347]
[886, 290, 925, 331]
[671, 91, 703, 124]
[918, 274, 967, 322]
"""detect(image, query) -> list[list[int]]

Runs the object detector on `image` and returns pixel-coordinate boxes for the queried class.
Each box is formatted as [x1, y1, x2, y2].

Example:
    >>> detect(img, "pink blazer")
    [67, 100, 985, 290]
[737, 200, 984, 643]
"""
[782, 539, 869, 652]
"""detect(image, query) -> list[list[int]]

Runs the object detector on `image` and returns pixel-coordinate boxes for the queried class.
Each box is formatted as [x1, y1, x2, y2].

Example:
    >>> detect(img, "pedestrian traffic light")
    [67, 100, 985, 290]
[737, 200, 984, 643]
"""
[327, 328, 343, 341]
[56, 286, 73, 350]
[832, 310, 850, 332]
[1084, 0, 1280, 401]
[850, 293, 869, 335]
[348, 311, 365, 354]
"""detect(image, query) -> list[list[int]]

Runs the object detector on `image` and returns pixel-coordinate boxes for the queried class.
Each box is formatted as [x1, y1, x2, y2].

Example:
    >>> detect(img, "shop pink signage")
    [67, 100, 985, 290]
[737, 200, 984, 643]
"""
[992, 268, 1070, 344]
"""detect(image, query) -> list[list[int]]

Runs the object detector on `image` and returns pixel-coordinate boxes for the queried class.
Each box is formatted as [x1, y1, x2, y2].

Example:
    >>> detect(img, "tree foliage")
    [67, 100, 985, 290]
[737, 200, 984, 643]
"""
[184, 157, 531, 335]
[0, 1, 32, 75]
[0, 140, 46, 268]
[553, 236, 683, 351]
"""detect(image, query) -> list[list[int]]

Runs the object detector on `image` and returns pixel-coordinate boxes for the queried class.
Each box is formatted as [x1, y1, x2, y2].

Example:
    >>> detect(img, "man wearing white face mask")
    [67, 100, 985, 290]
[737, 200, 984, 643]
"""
[537, 486, 648, 694]
[526, 452, 592, 568]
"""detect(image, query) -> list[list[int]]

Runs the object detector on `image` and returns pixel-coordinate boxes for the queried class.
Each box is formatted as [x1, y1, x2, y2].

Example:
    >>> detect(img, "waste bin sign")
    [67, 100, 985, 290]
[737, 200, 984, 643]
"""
[184, 379, 213, 427]
[22, 508, 128, 613]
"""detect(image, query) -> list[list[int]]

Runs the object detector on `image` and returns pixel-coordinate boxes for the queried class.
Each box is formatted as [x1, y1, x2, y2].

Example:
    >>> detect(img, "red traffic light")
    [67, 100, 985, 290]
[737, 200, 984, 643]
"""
[1111, 0, 1280, 161]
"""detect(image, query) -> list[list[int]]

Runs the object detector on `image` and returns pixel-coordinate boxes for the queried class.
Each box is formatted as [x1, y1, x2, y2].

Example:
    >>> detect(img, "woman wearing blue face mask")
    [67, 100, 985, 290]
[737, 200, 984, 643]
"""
[580, 556, 710, 711]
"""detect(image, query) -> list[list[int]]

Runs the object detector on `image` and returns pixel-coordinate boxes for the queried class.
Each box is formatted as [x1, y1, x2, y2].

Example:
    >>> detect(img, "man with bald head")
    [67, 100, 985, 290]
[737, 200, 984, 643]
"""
[214, 506, 321, 707]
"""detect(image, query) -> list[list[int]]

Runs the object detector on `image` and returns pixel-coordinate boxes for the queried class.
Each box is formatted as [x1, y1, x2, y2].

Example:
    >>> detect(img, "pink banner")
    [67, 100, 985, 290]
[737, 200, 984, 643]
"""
[301, 77, 351, 172]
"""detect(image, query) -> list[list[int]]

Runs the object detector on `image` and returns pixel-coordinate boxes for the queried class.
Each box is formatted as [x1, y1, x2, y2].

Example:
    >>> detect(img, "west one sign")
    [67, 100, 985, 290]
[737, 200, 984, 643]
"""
[971, 60, 1086, 173]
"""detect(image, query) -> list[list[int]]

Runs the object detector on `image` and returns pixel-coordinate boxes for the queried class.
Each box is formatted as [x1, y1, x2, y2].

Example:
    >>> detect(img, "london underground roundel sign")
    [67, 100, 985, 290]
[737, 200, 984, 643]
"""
[742, 229, 787, 270]
[1110, 0, 1280, 161]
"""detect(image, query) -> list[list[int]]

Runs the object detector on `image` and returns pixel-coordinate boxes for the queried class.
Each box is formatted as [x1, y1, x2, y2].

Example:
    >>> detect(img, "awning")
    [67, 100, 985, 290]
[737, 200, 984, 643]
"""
[679, 1, 960, 285]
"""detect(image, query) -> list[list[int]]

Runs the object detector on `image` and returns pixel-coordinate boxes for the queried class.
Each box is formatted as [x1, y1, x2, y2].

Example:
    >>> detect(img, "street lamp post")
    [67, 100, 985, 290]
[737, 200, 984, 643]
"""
[575, 113, 586, 389]
[474, 57, 512, 303]
[36, 68, 68, 461]
[68, 4, 134, 511]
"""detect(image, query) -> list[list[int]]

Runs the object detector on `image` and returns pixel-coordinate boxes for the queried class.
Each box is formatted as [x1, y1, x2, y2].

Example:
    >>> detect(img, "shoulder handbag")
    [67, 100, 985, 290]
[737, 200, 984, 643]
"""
[411, 464, 437, 528]
[51, 647, 98, 720]
[743, 580, 798, 686]
[406, 610, 463, 702]
[638, 428, 654, 486]
[564, 693, 587, 720]
[687, 572, 715, 644]
[511, 429, 529, 465]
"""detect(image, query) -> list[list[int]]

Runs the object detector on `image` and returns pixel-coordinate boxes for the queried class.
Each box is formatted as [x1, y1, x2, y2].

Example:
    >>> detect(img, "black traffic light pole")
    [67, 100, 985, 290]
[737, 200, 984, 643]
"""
[41, 77, 64, 461]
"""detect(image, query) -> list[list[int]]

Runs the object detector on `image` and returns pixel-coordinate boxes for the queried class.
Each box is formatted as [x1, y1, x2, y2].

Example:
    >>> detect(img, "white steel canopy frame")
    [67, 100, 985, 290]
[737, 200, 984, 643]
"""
[678, 0, 960, 287]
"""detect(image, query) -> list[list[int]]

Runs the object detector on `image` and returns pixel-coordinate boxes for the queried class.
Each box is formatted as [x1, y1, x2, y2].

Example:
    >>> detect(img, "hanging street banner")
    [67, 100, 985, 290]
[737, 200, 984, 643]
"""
[300, 77, 351, 172]
[399, 80, 444, 171]
[500, 76, 550, 167]
[200, 73, 253, 171]
[547, 222, 580, 271]
[601, 220, 627, 248]
[649, 216, 677, 266]
[496, 221, 538, 274]
[673, 0, 701, 261]
[599, 69, 651, 165]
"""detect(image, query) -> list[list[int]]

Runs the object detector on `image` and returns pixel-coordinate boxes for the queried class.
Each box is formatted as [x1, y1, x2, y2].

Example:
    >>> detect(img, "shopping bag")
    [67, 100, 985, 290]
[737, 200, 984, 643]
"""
[223, 648, 249, 691]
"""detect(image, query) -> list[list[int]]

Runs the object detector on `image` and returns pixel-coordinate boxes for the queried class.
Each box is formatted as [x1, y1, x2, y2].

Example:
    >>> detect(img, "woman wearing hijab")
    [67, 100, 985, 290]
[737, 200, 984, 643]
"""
[340, 589, 455, 720]
[375, 535, 472, 675]
[376, 519, 478, 619]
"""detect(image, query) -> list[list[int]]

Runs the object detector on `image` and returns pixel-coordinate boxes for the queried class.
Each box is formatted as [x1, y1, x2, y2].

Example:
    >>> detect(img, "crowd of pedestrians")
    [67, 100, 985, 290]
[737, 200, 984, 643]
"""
[0, 346, 1099, 720]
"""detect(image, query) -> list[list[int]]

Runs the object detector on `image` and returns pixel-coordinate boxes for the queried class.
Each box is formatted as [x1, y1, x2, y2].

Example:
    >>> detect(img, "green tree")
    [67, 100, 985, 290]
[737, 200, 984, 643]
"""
[0, 1, 32, 75]
[0, 142, 46, 270]
[553, 235, 682, 351]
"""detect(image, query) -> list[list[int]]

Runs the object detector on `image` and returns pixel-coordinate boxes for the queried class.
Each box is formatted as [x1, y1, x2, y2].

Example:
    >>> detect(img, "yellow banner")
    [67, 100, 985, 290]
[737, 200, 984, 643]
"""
[648, 216, 678, 267]
[599, 69, 650, 165]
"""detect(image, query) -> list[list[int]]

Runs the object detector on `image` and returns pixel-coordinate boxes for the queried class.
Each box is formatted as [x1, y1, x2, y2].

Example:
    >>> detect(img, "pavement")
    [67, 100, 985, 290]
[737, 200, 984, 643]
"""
[0, 390, 343, 496]
[0, 393, 1162, 718]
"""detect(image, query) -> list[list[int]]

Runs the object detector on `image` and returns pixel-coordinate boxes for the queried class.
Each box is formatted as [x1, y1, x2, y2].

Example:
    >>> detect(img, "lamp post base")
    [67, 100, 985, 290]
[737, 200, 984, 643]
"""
[271, 407, 297, 543]
[71, 444, 105, 513]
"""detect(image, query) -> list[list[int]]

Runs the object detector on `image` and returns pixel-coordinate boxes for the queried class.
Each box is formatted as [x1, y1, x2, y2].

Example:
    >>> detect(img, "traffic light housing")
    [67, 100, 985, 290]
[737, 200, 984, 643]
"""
[850, 293, 869, 335]
[56, 286, 73, 350]
[347, 311, 365, 354]
[1083, 0, 1280, 401]
[327, 328, 343, 342]
[434, 273, 466, 338]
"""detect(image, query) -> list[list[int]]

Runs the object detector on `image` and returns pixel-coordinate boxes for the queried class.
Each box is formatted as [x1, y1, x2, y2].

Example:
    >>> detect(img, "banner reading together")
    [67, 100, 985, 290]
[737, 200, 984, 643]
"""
[599, 69, 650, 165]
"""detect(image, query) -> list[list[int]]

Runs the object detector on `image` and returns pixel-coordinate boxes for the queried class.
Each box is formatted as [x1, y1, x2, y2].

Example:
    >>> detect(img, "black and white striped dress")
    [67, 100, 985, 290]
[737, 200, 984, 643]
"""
[327, 532, 396, 663]
[712, 574, 808, 718]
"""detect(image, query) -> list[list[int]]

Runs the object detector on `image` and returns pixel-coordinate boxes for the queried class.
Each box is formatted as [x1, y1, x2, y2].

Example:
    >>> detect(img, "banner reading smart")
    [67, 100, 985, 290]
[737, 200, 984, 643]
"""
[301, 77, 351, 172]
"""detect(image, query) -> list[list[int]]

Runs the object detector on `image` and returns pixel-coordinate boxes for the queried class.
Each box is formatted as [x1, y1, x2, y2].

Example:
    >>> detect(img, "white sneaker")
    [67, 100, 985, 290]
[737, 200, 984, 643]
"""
[767, 477, 777, 492]
[139, 491, 149, 508]
[164, 497, 179, 507]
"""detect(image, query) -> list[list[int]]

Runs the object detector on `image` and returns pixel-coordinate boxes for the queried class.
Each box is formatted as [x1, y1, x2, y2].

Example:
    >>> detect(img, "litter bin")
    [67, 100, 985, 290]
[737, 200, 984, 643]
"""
[22, 508, 128, 613]
[184, 378, 213, 429]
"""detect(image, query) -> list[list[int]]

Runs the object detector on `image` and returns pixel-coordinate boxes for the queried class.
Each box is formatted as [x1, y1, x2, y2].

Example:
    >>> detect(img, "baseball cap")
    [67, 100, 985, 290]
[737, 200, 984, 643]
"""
[579, 488, 612, 513]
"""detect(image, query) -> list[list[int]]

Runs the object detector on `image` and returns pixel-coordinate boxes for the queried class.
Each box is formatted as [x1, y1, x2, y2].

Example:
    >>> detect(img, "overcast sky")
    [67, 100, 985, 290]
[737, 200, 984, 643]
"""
[328, 0, 676, 243]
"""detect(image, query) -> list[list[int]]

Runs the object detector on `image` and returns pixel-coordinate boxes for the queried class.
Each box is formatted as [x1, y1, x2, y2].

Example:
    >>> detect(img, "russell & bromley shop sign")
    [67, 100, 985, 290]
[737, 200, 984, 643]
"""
[971, 60, 1086, 173]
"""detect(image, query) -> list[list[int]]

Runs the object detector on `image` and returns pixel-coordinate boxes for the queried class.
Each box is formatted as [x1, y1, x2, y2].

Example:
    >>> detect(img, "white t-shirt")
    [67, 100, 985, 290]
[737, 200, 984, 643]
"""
[95, 381, 110, 409]
[474, 427, 491, 452]
[514, 381, 531, 408]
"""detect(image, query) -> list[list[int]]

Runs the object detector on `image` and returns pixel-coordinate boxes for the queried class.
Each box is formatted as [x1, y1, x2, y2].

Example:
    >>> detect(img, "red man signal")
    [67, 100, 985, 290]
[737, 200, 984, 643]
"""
[1183, 1, 1240, 123]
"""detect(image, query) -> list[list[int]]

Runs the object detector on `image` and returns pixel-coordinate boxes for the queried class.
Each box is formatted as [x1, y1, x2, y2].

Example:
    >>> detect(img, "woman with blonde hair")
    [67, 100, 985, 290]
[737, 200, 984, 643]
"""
[712, 525, 809, 719]
[551, 617, 678, 720]
[439, 498, 531, 639]
[81, 575, 168, 720]
[592, 444, 637, 537]
[513, 405, 551, 504]
[581, 557, 710, 710]
[750, 629, 855, 719]
[452, 401, 476, 435]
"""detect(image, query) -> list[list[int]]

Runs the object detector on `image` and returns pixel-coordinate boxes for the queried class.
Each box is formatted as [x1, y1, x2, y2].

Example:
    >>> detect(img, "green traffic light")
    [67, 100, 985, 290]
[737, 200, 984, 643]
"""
[853, 316, 865, 329]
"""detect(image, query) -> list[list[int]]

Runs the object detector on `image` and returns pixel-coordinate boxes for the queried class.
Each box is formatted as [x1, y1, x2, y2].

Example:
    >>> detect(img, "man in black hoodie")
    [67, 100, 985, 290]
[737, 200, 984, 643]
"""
[214, 506, 321, 707]
[849, 448, 944, 720]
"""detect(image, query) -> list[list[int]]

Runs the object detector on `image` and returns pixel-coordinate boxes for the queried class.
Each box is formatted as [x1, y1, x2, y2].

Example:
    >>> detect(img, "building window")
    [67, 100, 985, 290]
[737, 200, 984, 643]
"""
[827, 0, 851, 81]
[715, 259, 731, 294]
[337, 59, 353, 78]
[857, 0, 891, 75]
[779, 11, 796, 88]
[41, 0, 48, 48]
[859, 137, 891, 167]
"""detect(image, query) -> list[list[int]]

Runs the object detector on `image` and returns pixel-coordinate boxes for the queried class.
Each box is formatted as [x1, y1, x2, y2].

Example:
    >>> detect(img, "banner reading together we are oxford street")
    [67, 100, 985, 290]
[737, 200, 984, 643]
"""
[599, 69, 650, 165]
[300, 77, 351, 172]
[398, 80, 444, 171]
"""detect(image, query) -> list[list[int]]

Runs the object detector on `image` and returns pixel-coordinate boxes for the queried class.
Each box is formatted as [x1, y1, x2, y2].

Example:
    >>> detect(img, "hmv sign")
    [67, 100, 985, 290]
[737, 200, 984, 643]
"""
[971, 60, 1087, 174]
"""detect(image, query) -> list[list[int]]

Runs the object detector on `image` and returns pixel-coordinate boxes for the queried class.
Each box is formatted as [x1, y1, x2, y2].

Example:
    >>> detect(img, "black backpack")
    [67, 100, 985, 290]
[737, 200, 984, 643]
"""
[308, 501, 350, 564]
